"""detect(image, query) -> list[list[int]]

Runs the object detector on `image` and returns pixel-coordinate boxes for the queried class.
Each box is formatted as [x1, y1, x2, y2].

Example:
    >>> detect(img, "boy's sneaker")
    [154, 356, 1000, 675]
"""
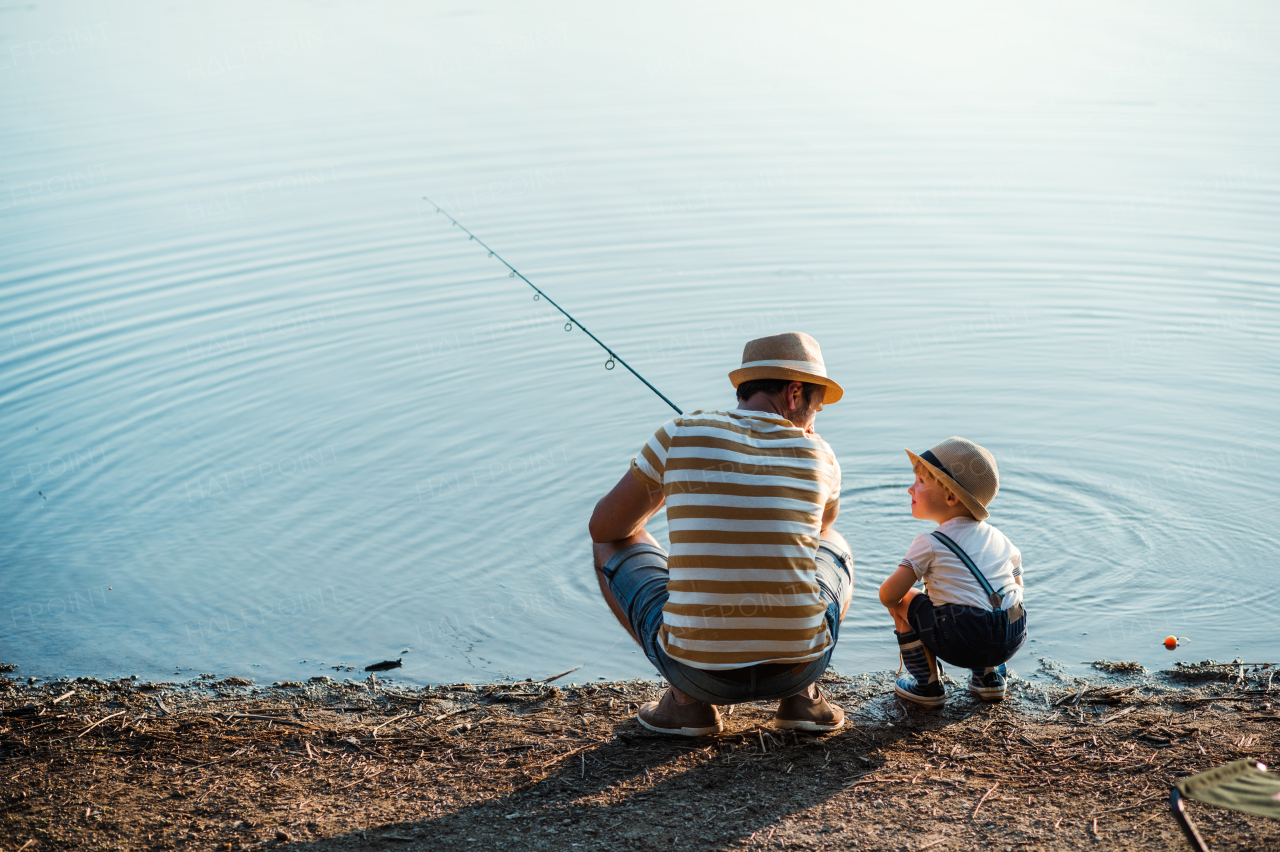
[968, 666, 1008, 701]
[774, 685, 845, 732]
[637, 689, 723, 737]
[894, 673, 946, 708]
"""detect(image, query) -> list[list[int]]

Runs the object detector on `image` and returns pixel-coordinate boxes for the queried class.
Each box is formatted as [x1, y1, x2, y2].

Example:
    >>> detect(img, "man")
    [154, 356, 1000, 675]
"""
[589, 331, 853, 736]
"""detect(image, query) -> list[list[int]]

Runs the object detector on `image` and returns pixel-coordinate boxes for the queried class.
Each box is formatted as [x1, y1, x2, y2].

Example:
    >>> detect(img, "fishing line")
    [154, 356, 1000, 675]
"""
[422, 196, 683, 415]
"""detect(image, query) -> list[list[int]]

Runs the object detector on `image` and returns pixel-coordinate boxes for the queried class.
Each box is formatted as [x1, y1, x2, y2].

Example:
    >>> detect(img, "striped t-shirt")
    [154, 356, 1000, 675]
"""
[629, 408, 842, 670]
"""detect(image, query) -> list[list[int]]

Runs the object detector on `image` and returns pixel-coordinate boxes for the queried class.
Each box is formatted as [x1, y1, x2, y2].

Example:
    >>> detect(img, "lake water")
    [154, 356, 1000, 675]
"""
[2, 2, 1277, 687]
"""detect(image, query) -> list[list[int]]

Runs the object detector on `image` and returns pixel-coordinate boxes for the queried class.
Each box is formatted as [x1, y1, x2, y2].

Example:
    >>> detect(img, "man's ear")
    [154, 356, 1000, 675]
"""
[788, 381, 804, 409]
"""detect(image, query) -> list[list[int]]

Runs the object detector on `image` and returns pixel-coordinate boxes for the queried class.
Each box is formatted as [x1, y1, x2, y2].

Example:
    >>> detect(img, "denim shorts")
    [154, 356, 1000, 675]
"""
[907, 593, 1027, 671]
[599, 540, 853, 705]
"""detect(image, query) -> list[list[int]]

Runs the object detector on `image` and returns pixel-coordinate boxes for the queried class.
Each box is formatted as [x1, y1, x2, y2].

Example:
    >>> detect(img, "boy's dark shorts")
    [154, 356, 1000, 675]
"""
[907, 593, 1027, 671]
[599, 541, 853, 705]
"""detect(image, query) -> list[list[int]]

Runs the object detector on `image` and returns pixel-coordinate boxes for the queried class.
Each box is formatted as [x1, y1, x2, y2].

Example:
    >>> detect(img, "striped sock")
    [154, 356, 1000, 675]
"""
[895, 630, 939, 685]
[972, 667, 998, 677]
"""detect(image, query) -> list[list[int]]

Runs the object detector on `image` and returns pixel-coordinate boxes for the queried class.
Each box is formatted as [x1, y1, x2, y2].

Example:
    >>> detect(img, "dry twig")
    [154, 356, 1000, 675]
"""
[76, 710, 125, 737]
[972, 783, 999, 818]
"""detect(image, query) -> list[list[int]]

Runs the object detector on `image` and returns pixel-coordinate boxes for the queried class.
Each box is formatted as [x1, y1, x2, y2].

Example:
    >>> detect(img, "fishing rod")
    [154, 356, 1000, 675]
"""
[422, 197, 683, 415]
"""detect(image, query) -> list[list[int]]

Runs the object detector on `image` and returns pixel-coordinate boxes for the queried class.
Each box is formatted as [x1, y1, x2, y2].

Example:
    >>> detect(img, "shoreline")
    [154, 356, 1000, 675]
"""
[1, 663, 1276, 851]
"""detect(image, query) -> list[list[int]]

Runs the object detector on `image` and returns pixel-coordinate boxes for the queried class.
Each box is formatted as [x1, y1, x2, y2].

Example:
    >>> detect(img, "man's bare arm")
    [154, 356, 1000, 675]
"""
[589, 469, 665, 543]
[821, 499, 838, 533]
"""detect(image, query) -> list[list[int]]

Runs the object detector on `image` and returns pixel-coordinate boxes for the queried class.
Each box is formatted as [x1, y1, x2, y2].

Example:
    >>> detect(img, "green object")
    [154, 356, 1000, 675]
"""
[1177, 759, 1280, 820]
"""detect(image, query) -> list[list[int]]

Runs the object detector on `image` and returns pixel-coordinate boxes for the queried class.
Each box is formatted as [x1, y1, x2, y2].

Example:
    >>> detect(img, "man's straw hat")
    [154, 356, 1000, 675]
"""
[905, 437, 999, 521]
[728, 331, 844, 404]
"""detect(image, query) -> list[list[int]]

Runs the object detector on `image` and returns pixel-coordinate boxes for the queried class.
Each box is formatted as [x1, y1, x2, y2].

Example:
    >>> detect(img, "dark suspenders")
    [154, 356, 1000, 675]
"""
[931, 531, 1006, 611]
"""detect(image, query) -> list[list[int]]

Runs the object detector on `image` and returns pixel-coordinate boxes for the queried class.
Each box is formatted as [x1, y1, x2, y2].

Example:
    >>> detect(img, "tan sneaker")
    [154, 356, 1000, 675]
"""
[637, 689, 723, 737]
[774, 685, 845, 732]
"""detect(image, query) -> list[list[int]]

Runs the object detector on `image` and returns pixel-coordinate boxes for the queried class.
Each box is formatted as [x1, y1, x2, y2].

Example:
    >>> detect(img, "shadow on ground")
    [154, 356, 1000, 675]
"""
[289, 690, 1011, 852]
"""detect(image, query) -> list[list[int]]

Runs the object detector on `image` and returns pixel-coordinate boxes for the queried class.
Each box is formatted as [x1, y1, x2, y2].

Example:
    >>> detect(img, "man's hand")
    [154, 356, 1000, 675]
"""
[589, 469, 665, 543]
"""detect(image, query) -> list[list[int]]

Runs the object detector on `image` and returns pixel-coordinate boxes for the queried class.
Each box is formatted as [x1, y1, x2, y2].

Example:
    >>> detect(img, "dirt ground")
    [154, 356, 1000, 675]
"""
[1, 661, 1276, 852]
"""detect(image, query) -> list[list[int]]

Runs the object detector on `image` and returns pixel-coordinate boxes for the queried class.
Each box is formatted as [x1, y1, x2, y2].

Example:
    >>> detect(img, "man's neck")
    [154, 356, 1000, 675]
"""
[737, 397, 798, 430]
[737, 394, 787, 419]
[736, 393, 816, 434]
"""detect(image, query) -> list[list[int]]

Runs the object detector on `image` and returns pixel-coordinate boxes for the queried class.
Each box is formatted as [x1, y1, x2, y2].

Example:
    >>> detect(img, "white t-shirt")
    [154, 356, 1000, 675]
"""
[901, 517, 1023, 611]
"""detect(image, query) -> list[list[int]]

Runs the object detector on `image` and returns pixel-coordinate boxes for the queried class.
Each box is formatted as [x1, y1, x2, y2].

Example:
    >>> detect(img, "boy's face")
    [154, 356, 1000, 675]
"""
[908, 469, 954, 522]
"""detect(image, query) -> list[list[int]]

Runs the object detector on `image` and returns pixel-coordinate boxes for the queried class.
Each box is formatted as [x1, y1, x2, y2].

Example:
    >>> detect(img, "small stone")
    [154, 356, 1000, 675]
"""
[275, 829, 291, 841]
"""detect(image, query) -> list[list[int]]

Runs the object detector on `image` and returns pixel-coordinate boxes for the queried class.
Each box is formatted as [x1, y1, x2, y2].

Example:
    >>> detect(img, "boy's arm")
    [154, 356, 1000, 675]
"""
[883, 535, 932, 607]
[878, 563, 918, 608]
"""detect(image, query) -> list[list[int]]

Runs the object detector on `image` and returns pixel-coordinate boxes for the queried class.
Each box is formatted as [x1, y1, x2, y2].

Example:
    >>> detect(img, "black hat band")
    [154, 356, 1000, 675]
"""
[919, 449, 957, 482]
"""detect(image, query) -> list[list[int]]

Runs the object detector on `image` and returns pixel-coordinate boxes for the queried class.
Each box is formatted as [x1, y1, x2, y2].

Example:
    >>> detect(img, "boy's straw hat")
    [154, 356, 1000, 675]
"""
[905, 437, 999, 521]
[728, 332, 844, 404]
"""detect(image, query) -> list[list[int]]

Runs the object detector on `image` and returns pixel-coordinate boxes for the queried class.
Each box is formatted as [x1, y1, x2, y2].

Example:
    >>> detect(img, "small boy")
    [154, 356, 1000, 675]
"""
[878, 437, 1027, 705]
